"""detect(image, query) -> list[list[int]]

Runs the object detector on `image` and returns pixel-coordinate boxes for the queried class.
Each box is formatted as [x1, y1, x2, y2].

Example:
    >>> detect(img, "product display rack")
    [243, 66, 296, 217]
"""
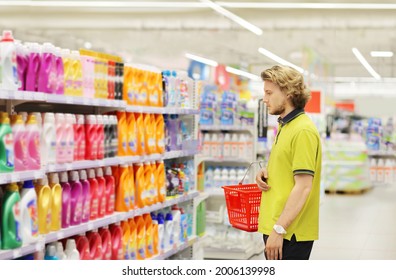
[0, 79, 201, 260]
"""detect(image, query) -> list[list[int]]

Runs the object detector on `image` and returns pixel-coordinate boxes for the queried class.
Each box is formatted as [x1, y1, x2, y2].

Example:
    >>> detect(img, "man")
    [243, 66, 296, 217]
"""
[256, 65, 322, 260]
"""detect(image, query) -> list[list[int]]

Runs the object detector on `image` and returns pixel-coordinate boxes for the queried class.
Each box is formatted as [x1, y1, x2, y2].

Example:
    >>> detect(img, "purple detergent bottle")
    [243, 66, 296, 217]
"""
[16, 42, 28, 91]
[79, 169, 91, 224]
[25, 42, 41, 92]
[69, 170, 83, 226]
[38, 42, 55, 93]
[54, 47, 64, 95]
[59, 171, 71, 229]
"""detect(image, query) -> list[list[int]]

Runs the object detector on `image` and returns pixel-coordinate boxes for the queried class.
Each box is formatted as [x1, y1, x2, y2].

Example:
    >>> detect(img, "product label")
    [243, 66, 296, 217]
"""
[27, 199, 39, 237]
[4, 133, 14, 167]
[13, 202, 22, 242]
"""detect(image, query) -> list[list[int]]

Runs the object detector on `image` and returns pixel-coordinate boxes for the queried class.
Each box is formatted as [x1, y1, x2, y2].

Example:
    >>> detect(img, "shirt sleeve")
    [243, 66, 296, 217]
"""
[291, 129, 319, 176]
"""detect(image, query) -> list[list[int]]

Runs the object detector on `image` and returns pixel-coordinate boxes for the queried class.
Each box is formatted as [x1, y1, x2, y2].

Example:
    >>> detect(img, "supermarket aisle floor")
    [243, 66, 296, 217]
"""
[312, 185, 396, 260]
[251, 185, 396, 260]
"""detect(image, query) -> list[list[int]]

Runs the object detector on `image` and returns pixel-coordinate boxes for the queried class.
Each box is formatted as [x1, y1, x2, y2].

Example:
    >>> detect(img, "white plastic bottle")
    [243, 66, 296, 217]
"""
[223, 133, 231, 158]
[238, 134, 247, 158]
[64, 239, 80, 260]
[221, 167, 229, 187]
[210, 133, 219, 158]
[42, 112, 57, 165]
[70, 114, 78, 161]
[213, 167, 222, 189]
[377, 159, 385, 183]
[202, 133, 211, 156]
[64, 114, 75, 163]
[0, 30, 19, 90]
[245, 134, 253, 159]
[238, 168, 246, 184]
[55, 241, 67, 260]
[55, 113, 66, 163]
[20, 180, 39, 244]
[164, 212, 174, 250]
[384, 159, 393, 184]
[369, 158, 377, 182]
[204, 167, 214, 191]
[171, 205, 181, 246]
[157, 212, 165, 253]
[229, 168, 237, 185]
[231, 133, 239, 158]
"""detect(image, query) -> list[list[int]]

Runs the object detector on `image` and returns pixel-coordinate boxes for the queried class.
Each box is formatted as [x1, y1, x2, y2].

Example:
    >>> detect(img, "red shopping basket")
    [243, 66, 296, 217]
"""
[222, 183, 262, 232]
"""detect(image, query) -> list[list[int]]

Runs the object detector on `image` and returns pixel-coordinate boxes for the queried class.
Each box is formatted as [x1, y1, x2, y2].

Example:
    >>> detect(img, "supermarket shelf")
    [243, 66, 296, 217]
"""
[126, 105, 199, 115]
[150, 235, 198, 260]
[368, 150, 396, 157]
[0, 191, 199, 260]
[0, 169, 45, 185]
[200, 125, 254, 134]
[196, 156, 251, 164]
[204, 244, 257, 260]
[324, 161, 368, 166]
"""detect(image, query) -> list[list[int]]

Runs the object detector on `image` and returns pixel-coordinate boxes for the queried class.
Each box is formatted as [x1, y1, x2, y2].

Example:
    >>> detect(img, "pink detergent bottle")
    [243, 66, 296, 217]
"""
[104, 166, 115, 215]
[79, 170, 91, 223]
[95, 167, 106, 218]
[64, 114, 75, 163]
[76, 115, 86, 161]
[85, 115, 97, 160]
[86, 229, 103, 260]
[70, 114, 78, 161]
[99, 226, 112, 260]
[55, 113, 66, 163]
[54, 47, 64, 95]
[109, 223, 124, 260]
[38, 42, 56, 93]
[16, 42, 28, 91]
[11, 114, 27, 171]
[25, 114, 41, 170]
[69, 170, 83, 226]
[88, 168, 99, 220]
[25, 42, 41, 92]
[59, 171, 71, 228]
[96, 115, 104, 160]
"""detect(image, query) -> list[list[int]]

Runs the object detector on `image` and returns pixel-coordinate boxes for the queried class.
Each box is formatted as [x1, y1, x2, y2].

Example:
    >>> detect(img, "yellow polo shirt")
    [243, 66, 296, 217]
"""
[257, 110, 322, 241]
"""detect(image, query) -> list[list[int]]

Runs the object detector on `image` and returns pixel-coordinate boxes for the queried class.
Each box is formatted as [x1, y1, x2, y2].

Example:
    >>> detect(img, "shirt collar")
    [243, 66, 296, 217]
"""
[277, 108, 305, 125]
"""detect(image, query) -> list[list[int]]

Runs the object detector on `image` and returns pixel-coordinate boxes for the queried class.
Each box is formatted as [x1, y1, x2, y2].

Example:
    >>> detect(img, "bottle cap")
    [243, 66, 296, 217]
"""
[95, 167, 103, 177]
[88, 168, 96, 179]
[59, 171, 68, 183]
[1, 30, 14, 42]
[23, 180, 35, 189]
[69, 170, 79, 181]
[49, 173, 60, 185]
[79, 170, 87, 180]
[65, 239, 77, 251]
[104, 166, 112, 176]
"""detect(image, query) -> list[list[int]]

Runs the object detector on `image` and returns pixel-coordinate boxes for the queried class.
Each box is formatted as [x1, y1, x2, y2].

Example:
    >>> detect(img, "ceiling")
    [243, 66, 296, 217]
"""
[1, 0, 396, 81]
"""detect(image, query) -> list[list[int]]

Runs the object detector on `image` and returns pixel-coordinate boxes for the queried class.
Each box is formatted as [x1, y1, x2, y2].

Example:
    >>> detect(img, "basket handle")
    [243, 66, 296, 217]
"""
[239, 160, 266, 185]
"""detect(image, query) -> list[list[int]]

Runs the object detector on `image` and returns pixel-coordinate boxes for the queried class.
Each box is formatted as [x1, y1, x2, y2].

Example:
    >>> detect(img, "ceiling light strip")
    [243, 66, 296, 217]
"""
[217, 2, 396, 10]
[258, 47, 305, 74]
[200, 0, 263, 35]
[352, 48, 381, 80]
[185, 53, 218, 67]
[225, 66, 261, 81]
[0, 1, 206, 8]
[370, 51, 394, 58]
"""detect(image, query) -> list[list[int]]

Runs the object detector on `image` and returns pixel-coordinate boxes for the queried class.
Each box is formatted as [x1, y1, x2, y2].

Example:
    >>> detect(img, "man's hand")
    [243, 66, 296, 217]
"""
[264, 231, 284, 260]
[255, 167, 271, 191]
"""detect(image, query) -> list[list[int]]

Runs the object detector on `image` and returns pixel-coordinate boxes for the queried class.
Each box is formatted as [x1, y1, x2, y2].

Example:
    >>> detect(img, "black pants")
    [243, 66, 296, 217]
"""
[263, 234, 314, 260]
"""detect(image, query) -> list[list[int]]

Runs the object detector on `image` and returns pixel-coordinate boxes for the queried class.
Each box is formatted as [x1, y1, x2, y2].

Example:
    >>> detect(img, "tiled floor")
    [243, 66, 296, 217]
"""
[251, 184, 396, 260]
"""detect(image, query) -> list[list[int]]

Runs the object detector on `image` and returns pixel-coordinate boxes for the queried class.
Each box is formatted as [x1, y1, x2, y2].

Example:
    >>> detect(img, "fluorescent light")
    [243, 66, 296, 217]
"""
[185, 53, 218, 67]
[370, 51, 394, 58]
[352, 48, 381, 80]
[200, 0, 263, 35]
[225, 66, 261, 81]
[334, 77, 396, 83]
[217, 2, 396, 10]
[0, 1, 206, 8]
[258, 47, 305, 74]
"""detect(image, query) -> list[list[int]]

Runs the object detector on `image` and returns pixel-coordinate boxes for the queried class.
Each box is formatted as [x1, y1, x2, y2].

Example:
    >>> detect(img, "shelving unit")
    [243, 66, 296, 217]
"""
[0, 83, 201, 260]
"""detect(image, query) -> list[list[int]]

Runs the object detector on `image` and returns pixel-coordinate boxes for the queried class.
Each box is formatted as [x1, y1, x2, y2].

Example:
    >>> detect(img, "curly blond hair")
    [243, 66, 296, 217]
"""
[261, 65, 311, 109]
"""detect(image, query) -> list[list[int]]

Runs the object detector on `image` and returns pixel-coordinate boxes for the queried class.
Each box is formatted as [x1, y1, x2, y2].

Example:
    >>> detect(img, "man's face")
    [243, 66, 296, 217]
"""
[263, 80, 287, 116]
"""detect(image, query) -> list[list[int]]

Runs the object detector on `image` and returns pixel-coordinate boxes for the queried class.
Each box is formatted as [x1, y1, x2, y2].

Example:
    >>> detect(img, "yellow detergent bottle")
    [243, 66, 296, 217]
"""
[71, 50, 83, 96]
[61, 49, 73, 96]
[135, 215, 146, 260]
[128, 218, 137, 260]
[35, 176, 52, 234]
[133, 163, 145, 209]
[126, 112, 137, 156]
[48, 173, 62, 231]
[115, 165, 130, 212]
[120, 220, 131, 260]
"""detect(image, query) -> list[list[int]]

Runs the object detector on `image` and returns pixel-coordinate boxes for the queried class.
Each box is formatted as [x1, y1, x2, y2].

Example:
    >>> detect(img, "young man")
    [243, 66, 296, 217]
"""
[256, 65, 322, 260]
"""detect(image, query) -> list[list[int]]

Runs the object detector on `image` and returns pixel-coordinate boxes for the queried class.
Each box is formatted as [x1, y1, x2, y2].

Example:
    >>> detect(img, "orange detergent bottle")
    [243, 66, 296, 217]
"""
[116, 111, 128, 157]
[143, 213, 154, 258]
[154, 114, 165, 154]
[115, 165, 130, 212]
[133, 163, 145, 209]
[126, 112, 137, 156]
[120, 220, 131, 260]
[134, 113, 144, 156]
[134, 215, 146, 260]
[128, 218, 137, 260]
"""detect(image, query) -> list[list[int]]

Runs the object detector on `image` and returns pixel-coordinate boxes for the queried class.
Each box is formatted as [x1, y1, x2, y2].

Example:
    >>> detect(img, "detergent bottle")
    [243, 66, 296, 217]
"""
[16, 42, 28, 91]
[98, 226, 112, 260]
[95, 167, 106, 218]
[128, 164, 135, 210]
[61, 48, 73, 95]
[65, 239, 80, 260]
[143, 113, 154, 155]
[59, 171, 71, 228]
[135, 215, 146, 260]
[126, 112, 137, 156]
[75, 114, 86, 161]
[104, 166, 115, 215]
[79, 169, 91, 223]
[48, 173, 62, 231]
[11, 114, 27, 171]
[155, 114, 165, 154]
[69, 170, 83, 226]
[55, 113, 66, 163]
[74, 234, 91, 260]
[135, 113, 144, 156]
[19, 180, 39, 244]
[71, 50, 83, 96]
[25, 42, 41, 92]
[0, 30, 19, 90]
[120, 220, 131, 260]
[1, 183, 22, 249]
[143, 213, 154, 258]
[68, 114, 78, 161]
[64, 113, 75, 163]
[25, 114, 41, 170]
[81, 54, 95, 98]
[109, 115, 118, 158]
[42, 112, 56, 165]
[85, 114, 98, 160]
[164, 212, 174, 250]
[35, 176, 51, 234]
[109, 222, 123, 260]
[128, 218, 137, 260]
[139, 70, 149, 106]
[116, 111, 127, 157]
[86, 229, 103, 260]
[150, 213, 159, 256]
[102, 115, 110, 158]
[133, 163, 145, 209]
[88, 168, 99, 220]
[157, 212, 165, 253]
[96, 115, 105, 160]
[54, 47, 64, 95]
[171, 205, 182, 245]
[123, 65, 134, 105]
[44, 244, 59, 260]
[156, 161, 166, 203]
[0, 112, 14, 172]
[38, 42, 55, 93]
[115, 164, 130, 212]
[143, 162, 155, 206]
